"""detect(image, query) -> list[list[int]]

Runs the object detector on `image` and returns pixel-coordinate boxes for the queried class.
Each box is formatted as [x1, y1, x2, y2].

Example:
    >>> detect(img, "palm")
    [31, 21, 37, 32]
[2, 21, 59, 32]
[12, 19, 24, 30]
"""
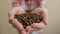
[8, 6, 27, 34]
[25, 7, 47, 34]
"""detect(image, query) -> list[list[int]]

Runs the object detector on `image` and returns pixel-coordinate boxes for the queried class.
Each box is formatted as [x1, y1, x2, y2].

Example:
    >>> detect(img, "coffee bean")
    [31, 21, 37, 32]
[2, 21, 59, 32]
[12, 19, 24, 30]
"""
[14, 13, 43, 29]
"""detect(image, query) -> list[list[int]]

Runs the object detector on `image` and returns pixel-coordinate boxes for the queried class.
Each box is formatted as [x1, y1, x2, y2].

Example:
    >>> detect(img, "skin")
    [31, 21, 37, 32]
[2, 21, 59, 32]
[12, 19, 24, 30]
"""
[8, 6, 48, 34]
[26, 7, 48, 34]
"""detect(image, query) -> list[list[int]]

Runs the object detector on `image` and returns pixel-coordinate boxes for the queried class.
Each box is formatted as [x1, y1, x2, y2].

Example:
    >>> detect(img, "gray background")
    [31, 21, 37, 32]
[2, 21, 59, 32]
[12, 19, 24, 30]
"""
[0, 0, 60, 34]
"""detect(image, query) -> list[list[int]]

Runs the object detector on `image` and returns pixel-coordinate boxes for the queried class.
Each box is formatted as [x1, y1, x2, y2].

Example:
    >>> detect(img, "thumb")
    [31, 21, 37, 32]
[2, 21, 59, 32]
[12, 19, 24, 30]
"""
[8, 12, 14, 21]
[8, 8, 19, 21]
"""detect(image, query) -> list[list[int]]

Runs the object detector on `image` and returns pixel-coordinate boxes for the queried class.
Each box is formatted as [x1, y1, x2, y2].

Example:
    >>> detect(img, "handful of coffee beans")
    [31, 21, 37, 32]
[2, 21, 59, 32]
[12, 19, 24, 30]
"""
[14, 13, 43, 28]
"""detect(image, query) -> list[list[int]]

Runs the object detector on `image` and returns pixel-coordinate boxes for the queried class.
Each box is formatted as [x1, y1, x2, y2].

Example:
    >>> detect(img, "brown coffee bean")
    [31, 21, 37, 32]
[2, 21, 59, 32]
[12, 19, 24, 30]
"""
[14, 13, 43, 29]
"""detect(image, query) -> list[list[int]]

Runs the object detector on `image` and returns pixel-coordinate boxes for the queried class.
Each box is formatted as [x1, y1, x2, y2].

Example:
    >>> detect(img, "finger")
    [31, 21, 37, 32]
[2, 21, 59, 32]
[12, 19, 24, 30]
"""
[11, 19, 27, 34]
[8, 11, 14, 21]
[20, 29, 27, 34]
[11, 18, 25, 31]
[31, 23, 41, 29]
[31, 9, 39, 15]
[18, 29, 27, 34]
[32, 8, 42, 15]
[38, 29, 43, 34]
[41, 8, 48, 25]
[39, 22, 46, 29]
[31, 22, 46, 29]
[8, 8, 19, 21]
[26, 26, 32, 34]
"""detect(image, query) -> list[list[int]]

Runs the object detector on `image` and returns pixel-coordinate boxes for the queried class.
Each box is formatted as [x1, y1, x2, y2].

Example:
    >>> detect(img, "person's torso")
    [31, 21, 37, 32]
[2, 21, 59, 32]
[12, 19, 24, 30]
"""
[12, 0, 46, 10]
[21, 0, 38, 10]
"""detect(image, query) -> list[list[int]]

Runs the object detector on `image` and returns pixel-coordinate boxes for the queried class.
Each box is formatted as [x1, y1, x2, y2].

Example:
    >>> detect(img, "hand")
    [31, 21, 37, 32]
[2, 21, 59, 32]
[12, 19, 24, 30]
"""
[8, 6, 27, 34]
[26, 22, 46, 34]
[26, 7, 48, 34]
[31, 7, 47, 29]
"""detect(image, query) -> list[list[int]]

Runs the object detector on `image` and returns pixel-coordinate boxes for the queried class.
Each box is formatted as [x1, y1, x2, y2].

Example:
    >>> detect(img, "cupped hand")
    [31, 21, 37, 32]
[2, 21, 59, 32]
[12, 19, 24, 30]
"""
[8, 6, 48, 34]
[8, 6, 27, 34]
[31, 7, 47, 29]
[26, 7, 48, 34]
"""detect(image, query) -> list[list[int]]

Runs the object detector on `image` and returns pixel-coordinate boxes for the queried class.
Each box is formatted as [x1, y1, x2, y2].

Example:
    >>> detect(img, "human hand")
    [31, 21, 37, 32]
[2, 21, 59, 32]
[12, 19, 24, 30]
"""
[8, 6, 27, 34]
[31, 7, 48, 29]
[26, 7, 48, 34]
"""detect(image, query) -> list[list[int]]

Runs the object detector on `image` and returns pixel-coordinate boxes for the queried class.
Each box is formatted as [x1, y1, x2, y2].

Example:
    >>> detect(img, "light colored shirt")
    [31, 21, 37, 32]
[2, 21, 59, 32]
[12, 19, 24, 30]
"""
[12, 0, 46, 10]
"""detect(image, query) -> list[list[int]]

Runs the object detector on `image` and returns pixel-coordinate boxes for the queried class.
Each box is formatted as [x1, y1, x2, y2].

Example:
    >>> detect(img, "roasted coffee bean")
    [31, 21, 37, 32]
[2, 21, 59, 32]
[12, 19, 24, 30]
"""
[14, 13, 43, 29]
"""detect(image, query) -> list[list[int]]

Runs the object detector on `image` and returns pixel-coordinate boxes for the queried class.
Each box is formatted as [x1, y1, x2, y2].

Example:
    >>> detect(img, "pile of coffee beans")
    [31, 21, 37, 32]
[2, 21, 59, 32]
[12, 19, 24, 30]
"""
[14, 13, 43, 28]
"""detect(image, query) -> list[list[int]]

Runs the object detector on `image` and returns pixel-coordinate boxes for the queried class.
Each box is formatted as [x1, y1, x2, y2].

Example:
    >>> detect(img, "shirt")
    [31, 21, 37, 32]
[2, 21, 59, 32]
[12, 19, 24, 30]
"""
[12, 0, 46, 10]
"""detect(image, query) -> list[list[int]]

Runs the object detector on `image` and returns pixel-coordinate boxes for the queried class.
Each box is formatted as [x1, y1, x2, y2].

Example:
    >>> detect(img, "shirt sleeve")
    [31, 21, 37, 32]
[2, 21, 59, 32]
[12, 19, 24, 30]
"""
[12, 0, 20, 7]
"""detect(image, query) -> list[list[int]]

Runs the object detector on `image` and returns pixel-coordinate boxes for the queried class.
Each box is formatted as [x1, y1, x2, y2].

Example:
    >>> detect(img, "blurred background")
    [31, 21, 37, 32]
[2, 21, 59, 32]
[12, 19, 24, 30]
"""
[0, 0, 60, 34]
